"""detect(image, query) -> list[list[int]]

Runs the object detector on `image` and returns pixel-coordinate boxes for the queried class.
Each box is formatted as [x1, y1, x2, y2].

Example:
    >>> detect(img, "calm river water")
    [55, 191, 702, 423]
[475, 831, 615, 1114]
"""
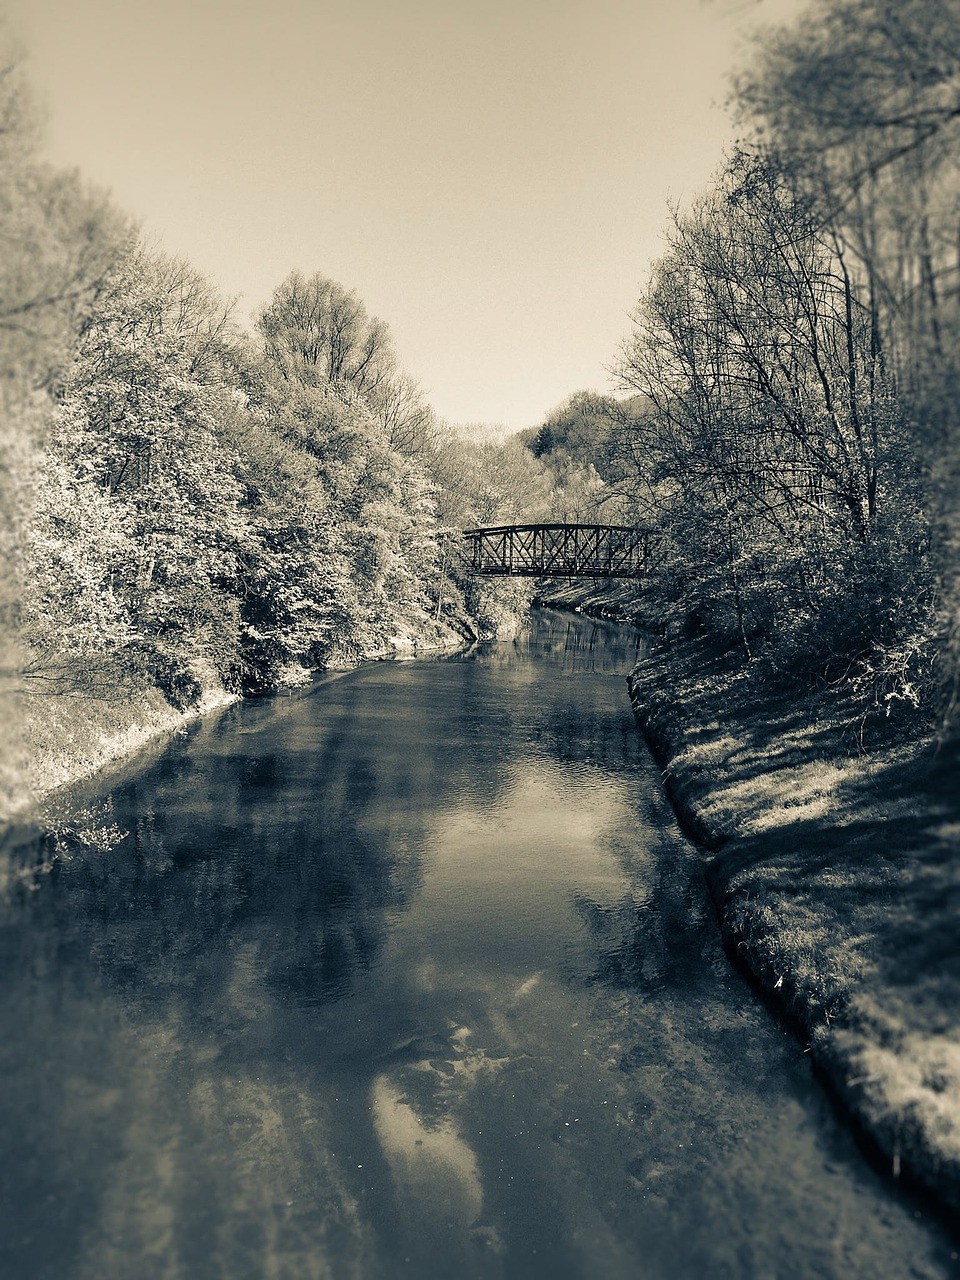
[0, 610, 955, 1279]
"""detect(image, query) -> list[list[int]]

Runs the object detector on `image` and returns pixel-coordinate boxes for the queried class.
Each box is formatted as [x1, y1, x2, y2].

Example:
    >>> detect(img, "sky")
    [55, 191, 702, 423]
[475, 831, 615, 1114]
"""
[7, 0, 804, 432]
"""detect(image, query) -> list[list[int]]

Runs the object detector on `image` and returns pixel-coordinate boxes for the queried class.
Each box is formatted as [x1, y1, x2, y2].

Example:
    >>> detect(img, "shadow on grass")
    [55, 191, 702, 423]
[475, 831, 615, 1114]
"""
[707, 727, 960, 995]
[631, 640, 960, 1228]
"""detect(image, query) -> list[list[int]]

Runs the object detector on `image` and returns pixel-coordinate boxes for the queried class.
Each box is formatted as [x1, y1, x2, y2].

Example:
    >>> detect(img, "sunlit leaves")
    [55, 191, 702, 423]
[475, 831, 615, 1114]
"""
[24, 248, 249, 702]
[616, 146, 933, 686]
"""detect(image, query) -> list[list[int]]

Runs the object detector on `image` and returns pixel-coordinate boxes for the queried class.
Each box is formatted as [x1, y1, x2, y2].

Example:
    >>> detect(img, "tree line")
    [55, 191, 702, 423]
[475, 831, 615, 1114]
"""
[0, 23, 557, 773]
[534, 0, 959, 731]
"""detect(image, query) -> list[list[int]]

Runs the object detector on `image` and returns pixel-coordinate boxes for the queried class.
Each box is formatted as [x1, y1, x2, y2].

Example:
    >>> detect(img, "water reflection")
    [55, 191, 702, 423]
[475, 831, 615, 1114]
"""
[0, 610, 953, 1280]
[573, 818, 717, 996]
[468, 610, 648, 676]
[10, 747, 423, 1019]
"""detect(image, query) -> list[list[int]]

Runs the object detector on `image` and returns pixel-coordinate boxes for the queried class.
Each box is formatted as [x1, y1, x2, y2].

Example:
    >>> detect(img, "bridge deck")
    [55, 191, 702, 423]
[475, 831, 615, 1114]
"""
[463, 523, 646, 579]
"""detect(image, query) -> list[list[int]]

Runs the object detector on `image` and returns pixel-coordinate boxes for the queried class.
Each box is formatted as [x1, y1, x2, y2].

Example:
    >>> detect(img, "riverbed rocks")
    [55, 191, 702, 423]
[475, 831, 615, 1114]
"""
[627, 638, 960, 1226]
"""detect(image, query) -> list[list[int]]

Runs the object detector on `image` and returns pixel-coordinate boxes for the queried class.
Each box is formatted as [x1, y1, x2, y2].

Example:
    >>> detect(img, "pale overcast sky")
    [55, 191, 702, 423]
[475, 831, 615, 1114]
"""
[7, 0, 803, 431]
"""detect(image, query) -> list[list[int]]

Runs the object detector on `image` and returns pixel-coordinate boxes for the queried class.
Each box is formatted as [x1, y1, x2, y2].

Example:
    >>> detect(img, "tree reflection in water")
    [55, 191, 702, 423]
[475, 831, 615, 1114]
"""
[573, 842, 714, 995]
[11, 729, 428, 1024]
[0, 612, 948, 1280]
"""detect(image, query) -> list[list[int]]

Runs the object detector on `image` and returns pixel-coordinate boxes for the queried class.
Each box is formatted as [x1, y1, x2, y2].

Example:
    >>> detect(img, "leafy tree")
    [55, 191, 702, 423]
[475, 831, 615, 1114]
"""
[255, 272, 456, 656]
[24, 248, 249, 704]
[431, 430, 550, 529]
[524, 391, 635, 522]
[528, 392, 623, 479]
[734, 0, 960, 718]
[616, 148, 931, 685]
[0, 33, 128, 395]
[0, 26, 129, 816]
[215, 382, 363, 685]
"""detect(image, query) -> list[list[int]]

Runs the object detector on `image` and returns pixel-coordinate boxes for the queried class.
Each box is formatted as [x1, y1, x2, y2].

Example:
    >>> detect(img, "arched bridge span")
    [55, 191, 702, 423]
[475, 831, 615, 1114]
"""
[463, 524, 647, 579]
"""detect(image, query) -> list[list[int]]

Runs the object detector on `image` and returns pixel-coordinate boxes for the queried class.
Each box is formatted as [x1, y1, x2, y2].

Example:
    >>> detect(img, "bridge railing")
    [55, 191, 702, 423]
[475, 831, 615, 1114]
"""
[462, 523, 647, 579]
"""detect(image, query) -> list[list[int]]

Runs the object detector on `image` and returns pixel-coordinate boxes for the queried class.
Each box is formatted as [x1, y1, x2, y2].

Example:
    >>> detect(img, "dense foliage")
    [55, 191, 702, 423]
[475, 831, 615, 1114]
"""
[605, 0, 958, 727]
[0, 25, 547, 820]
[0, 30, 132, 810]
[16, 239, 547, 712]
[521, 391, 635, 523]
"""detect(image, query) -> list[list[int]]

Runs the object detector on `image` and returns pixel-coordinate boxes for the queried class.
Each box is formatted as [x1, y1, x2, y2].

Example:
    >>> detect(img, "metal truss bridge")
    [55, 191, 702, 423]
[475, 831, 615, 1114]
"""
[463, 524, 647, 579]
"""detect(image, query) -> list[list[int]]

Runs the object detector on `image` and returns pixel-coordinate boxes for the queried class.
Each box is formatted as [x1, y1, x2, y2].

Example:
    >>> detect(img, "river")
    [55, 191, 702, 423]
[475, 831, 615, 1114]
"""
[0, 610, 954, 1279]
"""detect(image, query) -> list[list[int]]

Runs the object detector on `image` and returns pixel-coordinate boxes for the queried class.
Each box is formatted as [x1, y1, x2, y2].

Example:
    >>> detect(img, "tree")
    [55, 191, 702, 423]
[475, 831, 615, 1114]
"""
[733, 0, 959, 716]
[528, 392, 621, 476]
[431, 429, 550, 529]
[24, 248, 250, 704]
[0, 25, 129, 817]
[374, 372, 444, 462]
[524, 391, 635, 522]
[616, 148, 930, 679]
[257, 271, 396, 399]
[735, 1, 960, 192]
[255, 271, 459, 655]
[215, 382, 363, 685]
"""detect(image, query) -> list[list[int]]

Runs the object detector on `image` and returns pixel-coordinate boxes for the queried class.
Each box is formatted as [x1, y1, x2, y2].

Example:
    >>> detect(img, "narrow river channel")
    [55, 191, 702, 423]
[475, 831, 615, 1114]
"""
[0, 610, 954, 1279]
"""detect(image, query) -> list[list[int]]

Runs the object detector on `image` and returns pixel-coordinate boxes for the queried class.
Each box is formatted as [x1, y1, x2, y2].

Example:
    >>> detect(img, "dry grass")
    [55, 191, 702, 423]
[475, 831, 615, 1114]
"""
[19, 666, 239, 816]
[629, 639, 960, 1219]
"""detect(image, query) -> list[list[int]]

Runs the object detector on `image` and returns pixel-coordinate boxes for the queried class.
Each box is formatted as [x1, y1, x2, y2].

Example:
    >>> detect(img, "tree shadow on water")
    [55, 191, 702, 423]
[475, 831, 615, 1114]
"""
[2, 720, 432, 1029]
[573, 835, 716, 997]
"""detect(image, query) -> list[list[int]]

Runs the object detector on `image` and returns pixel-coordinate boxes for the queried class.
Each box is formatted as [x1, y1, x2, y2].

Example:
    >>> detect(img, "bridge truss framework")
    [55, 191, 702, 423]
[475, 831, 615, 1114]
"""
[463, 524, 647, 579]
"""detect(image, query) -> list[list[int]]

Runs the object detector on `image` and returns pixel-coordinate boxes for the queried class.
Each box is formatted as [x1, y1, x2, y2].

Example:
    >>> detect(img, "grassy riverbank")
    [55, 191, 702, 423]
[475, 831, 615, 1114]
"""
[13, 606, 474, 828]
[627, 637, 960, 1222]
[23, 673, 239, 805]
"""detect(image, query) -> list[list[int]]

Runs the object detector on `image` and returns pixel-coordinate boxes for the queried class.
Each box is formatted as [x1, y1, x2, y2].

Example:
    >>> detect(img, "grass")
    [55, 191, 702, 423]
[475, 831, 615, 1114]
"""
[5, 599, 474, 830]
[628, 637, 960, 1220]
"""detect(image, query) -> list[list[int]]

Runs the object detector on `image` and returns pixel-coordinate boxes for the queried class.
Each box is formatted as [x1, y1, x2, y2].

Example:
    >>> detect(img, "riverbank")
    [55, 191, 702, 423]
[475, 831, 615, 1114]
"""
[627, 637, 960, 1223]
[533, 579, 655, 625]
[13, 609, 473, 831]
[22, 673, 240, 806]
